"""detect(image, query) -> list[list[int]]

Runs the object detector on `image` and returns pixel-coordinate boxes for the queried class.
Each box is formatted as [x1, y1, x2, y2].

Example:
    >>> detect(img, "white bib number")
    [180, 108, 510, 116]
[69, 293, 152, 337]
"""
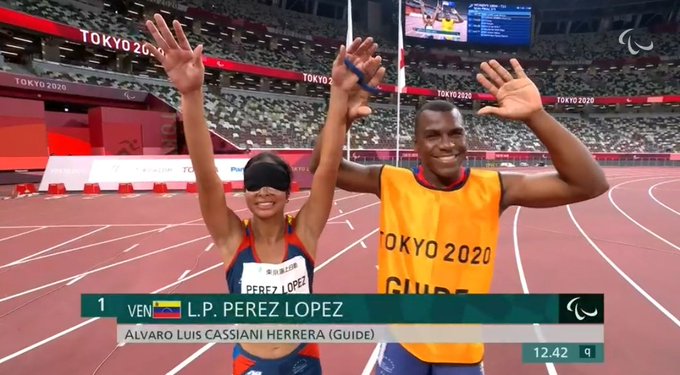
[241, 255, 310, 294]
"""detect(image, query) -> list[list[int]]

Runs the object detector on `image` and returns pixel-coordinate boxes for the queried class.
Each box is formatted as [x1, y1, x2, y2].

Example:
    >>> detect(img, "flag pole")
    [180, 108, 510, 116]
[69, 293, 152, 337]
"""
[345, 0, 352, 161]
[396, 93, 401, 167]
[396, 0, 404, 167]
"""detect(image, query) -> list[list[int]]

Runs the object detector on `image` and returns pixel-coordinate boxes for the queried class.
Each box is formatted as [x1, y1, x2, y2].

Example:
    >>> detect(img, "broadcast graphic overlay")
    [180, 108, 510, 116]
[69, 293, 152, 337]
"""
[404, 0, 533, 45]
[82, 293, 604, 364]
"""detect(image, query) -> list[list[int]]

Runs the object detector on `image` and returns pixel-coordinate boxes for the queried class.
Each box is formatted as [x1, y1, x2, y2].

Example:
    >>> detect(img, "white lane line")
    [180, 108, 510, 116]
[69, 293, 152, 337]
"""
[0, 258, 225, 366]
[165, 343, 216, 375]
[0, 236, 210, 303]
[346, 220, 355, 231]
[0, 196, 376, 365]
[361, 344, 381, 375]
[0, 191, 323, 230]
[567, 205, 680, 328]
[2, 226, 110, 267]
[123, 244, 139, 253]
[513, 207, 558, 375]
[0, 227, 47, 243]
[65, 274, 86, 286]
[609, 177, 679, 252]
[1, 228, 162, 267]
[648, 179, 680, 216]
[178, 270, 190, 281]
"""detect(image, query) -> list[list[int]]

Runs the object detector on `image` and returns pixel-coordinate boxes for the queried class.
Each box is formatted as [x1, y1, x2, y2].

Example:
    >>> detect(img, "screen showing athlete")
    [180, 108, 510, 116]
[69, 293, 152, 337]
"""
[143, 14, 383, 375]
[406, 0, 468, 41]
[309, 58, 609, 374]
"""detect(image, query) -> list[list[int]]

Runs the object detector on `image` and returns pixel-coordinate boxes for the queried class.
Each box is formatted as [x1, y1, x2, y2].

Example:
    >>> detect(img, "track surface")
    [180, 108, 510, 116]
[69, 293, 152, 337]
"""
[0, 167, 679, 375]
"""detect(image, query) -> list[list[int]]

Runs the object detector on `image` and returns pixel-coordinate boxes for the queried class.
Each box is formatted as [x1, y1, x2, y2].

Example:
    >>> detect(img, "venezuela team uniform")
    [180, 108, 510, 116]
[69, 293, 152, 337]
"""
[226, 215, 322, 375]
[377, 165, 502, 373]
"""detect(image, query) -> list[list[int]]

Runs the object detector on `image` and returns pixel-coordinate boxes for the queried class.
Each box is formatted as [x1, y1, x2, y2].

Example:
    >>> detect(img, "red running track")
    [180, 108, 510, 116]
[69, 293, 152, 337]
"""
[0, 167, 678, 375]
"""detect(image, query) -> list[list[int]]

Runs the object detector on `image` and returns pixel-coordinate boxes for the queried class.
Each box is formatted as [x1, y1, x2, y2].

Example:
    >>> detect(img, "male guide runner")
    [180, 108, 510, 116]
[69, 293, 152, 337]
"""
[309, 58, 609, 373]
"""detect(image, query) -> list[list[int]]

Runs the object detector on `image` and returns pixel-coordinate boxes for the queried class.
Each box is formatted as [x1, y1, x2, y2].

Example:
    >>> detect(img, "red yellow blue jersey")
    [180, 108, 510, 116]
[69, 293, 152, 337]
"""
[226, 215, 315, 295]
[378, 165, 503, 364]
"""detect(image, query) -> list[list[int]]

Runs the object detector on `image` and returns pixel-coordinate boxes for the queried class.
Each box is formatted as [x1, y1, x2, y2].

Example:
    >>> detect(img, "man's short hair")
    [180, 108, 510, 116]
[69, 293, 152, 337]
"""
[414, 100, 463, 134]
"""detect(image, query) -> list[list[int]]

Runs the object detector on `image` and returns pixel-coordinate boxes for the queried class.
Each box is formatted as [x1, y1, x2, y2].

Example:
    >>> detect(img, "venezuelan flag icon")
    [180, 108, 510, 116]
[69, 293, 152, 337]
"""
[152, 300, 182, 319]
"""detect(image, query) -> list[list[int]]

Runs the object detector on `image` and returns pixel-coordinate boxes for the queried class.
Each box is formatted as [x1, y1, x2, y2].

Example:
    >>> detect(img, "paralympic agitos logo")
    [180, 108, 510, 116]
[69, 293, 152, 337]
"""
[618, 29, 653, 55]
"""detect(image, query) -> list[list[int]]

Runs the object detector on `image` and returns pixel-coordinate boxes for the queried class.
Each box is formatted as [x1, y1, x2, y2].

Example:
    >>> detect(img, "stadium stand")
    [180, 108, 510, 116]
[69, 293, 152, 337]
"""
[0, 0, 678, 154]
[29, 58, 679, 153]
[7, 0, 679, 95]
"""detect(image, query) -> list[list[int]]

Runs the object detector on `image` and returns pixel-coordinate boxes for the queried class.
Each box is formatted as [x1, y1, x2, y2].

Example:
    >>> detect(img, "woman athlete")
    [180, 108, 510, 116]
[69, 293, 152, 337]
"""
[143, 14, 384, 375]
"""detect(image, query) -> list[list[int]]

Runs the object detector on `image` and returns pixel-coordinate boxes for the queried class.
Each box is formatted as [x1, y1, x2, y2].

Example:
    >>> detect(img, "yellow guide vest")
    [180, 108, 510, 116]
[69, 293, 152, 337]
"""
[441, 18, 455, 32]
[378, 165, 502, 364]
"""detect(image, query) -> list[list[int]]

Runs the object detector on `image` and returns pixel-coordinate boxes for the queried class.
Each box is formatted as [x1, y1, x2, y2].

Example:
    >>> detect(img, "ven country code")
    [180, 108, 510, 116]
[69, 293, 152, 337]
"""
[128, 301, 345, 318]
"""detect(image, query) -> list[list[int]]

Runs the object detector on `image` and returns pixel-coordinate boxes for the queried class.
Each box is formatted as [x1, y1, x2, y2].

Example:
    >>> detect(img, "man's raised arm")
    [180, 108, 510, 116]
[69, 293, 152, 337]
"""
[475, 59, 609, 210]
[309, 37, 386, 197]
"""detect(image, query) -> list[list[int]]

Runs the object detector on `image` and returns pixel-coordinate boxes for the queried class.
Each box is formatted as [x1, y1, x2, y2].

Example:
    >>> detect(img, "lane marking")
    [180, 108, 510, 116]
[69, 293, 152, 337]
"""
[2, 226, 110, 268]
[0, 257, 225, 366]
[1, 227, 164, 267]
[123, 244, 139, 253]
[648, 179, 680, 216]
[512, 207, 558, 375]
[45, 195, 69, 200]
[314, 229, 379, 271]
[0, 191, 361, 230]
[361, 345, 381, 375]
[0, 196, 377, 364]
[178, 270, 190, 281]
[203, 243, 214, 252]
[65, 274, 85, 286]
[1, 194, 370, 299]
[567, 205, 680, 328]
[165, 343, 216, 375]
[609, 177, 679, 252]
[0, 227, 47, 243]
[346, 220, 355, 231]
[360, 241, 367, 249]
[0, 236, 211, 303]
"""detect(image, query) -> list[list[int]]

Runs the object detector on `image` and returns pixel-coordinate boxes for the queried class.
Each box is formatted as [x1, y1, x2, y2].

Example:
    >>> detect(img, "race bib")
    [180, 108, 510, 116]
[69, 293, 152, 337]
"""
[241, 255, 310, 294]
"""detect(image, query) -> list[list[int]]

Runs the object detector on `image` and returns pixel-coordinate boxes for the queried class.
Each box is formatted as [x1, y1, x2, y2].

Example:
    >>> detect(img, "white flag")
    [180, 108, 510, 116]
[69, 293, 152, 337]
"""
[397, 0, 406, 93]
[346, 0, 353, 46]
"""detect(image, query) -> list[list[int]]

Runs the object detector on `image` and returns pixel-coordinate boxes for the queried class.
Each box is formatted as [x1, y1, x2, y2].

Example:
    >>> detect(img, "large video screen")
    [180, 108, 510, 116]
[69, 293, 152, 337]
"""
[404, 1, 533, 46]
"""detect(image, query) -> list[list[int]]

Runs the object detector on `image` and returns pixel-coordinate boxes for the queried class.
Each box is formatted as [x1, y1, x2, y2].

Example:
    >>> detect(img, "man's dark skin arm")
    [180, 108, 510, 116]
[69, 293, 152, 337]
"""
[309, 37, 386, 197]
[476, 59, 609, 211]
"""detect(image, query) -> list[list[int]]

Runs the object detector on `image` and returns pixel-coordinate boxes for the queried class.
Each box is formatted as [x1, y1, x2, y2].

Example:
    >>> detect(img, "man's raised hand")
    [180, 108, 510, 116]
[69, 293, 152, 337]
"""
[144, 14, 204, 95]
[476, 58, 543, 122]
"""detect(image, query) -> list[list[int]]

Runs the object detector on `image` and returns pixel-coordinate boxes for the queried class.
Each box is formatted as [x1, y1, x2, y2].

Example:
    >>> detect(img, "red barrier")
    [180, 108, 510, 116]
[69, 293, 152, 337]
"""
[84, 183, 101, 194]
[186, 182, 198, 193]
[118, 183, 134, 194]
[13, 183, 36, 196]
[47, 183, 66, 195]
[153, 182, 168, 194]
